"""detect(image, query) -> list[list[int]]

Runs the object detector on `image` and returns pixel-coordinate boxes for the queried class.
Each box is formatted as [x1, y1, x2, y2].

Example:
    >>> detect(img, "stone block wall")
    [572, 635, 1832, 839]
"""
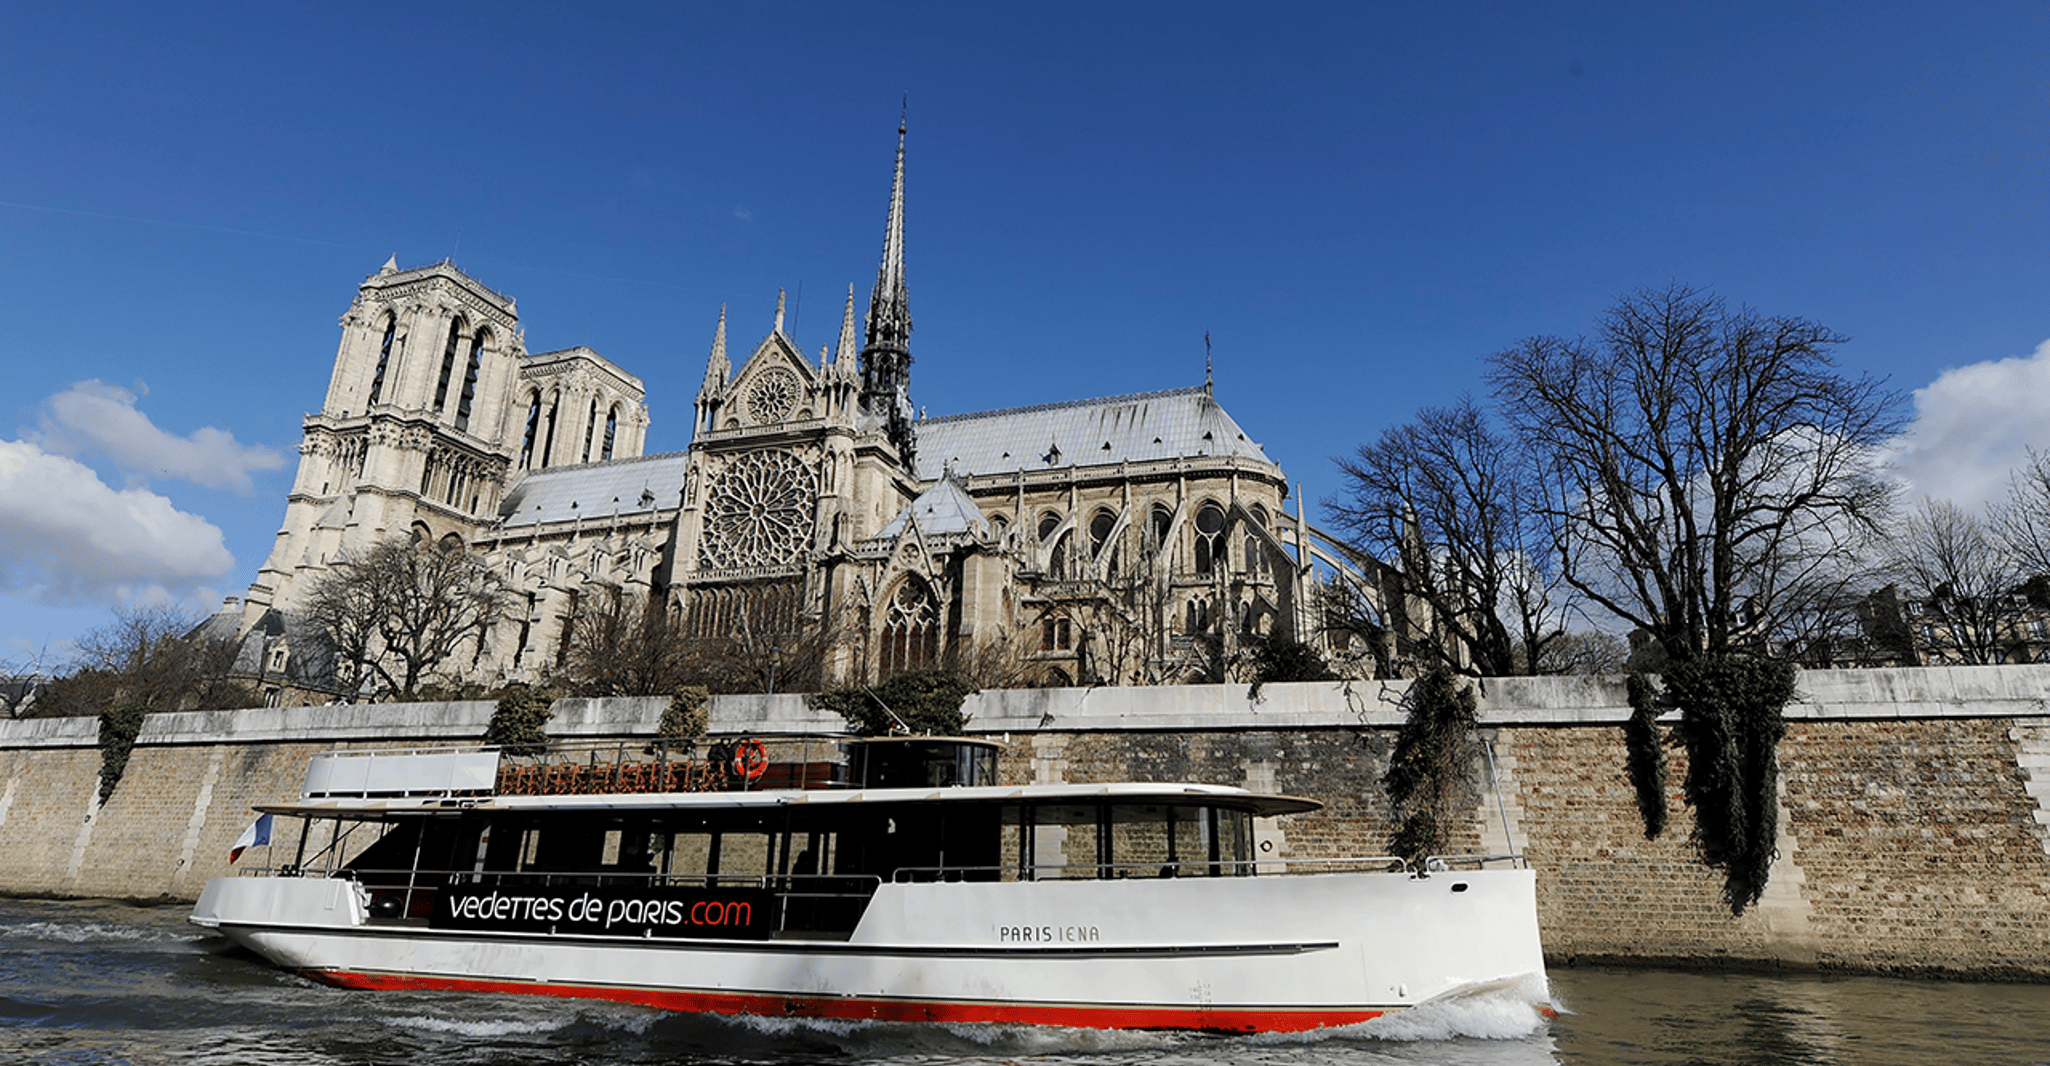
[1, 667, 2047, 978]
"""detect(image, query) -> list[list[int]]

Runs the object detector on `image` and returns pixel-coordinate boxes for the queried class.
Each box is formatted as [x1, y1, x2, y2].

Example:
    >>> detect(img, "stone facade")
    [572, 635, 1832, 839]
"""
[5, 665, 2049, 978]
[227, 124, 1363, 699]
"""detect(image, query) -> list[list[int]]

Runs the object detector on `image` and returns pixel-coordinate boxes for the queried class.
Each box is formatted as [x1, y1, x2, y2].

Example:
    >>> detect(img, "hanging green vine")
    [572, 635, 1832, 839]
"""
[1623, 673, 1669, 840]
[95, 703, 149, 806]
[1664, 655, 1796, 915]
[1383, 664, 1478, 868]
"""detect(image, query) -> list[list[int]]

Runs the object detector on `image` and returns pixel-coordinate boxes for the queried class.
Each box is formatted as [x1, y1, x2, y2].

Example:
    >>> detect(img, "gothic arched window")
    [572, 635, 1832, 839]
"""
[1048, 531, 1072, 580]
[602, 406, 618, 460]
[518, 394, 541, 469]
[1194, 502, 1226, 574]
[433, 319, 464, 412]
[880, 577, 940, 679]
[539, 396, 560, 467]
[583, 398, 600, 462]
[367, 316, 396, 407]
[455, 330, 486, 431]
[1041, 614, 1072, 651]
[1150, 504, 1173, 550]
[1089, 509, 1117, 559]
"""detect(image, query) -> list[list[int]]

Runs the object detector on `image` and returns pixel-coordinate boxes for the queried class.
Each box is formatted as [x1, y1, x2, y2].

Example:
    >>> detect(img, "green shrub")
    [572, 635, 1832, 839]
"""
[485, 685, 555, 756]
[661, 686, 711, 744]
[812, 669, 977, 736]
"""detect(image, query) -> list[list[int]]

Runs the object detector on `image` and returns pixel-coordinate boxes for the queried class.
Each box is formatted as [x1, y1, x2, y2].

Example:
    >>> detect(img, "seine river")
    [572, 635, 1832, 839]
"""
[4, 897, 2046, 1066]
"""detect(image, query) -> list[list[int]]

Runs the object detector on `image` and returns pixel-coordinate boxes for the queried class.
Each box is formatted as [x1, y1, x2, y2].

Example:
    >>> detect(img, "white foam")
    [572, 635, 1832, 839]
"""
[0, 919, 192, 945]
[383, 1014, 567, 1038]
[1252, 975, 1559, 1044]
[933, 1021, 1178, 1052]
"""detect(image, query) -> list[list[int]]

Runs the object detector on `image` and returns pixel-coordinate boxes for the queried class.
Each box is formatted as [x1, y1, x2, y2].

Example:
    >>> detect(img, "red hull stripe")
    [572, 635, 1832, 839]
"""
[307, 969, 1386, 1033]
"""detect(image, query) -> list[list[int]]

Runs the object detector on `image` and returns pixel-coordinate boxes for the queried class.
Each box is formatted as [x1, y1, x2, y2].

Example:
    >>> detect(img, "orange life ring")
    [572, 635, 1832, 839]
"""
[732, 739, 768, 782]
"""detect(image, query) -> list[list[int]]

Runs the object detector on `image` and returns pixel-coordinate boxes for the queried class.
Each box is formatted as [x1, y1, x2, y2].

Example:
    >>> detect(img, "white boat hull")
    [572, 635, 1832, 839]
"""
[194, 868, 1546, 1032]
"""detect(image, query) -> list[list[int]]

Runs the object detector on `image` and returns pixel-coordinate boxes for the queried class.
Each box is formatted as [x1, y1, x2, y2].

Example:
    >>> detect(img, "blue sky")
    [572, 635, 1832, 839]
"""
[5, 3, 2050, 662]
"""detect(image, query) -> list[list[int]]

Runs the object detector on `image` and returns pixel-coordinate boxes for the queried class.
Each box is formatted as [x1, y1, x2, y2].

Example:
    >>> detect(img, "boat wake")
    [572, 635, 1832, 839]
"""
[1253, 975, 1559, 1044]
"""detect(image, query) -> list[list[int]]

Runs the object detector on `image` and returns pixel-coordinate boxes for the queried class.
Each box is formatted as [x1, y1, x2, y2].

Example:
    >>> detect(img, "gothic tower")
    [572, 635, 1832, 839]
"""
[240, 259, 527, 627]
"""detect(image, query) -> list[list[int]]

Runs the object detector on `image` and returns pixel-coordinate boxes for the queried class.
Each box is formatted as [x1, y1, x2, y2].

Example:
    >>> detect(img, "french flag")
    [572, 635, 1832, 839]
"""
[229, 814, 273, 864]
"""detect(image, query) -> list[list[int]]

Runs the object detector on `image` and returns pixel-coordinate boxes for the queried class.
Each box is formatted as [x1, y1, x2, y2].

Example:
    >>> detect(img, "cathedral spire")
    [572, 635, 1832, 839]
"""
[773, 289, 787, 336]
[834, 284, 859, 369]
[860, 108, 917, 466]
[702, 305, 730, 390]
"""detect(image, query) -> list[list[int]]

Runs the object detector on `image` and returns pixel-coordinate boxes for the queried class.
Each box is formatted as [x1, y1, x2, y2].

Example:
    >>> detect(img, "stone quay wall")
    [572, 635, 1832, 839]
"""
[1, 666, 2046, 978]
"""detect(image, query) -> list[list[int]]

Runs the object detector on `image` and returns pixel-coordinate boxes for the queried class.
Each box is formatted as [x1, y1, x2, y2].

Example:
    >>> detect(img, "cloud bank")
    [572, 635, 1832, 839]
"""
[1885, 339, 2050, 511]
[31, 380, 285, 493]
[0, 439, 235, 606]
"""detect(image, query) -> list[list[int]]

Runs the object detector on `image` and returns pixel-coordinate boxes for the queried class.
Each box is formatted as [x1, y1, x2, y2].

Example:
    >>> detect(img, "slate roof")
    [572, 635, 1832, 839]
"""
[912, 386, 1273, 481]
[498, 451, 692, 529]
[875, 477, 986, 540]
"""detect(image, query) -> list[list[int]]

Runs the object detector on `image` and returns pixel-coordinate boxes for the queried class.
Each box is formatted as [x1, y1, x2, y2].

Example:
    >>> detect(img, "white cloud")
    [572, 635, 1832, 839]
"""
[30, 380, 285, 493]
[0, 439, 235, 606]
[1885, 339, 2050, 511]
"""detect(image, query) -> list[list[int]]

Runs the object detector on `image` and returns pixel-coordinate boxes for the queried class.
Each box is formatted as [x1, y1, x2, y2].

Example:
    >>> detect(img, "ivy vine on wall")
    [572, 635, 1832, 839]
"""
[1664, 656, 1797, 915]
[1623, 672, 1670, 840]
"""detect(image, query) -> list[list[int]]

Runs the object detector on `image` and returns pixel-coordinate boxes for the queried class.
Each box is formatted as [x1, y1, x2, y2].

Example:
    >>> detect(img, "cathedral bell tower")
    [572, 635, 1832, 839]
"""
[241, 258, 524, 628]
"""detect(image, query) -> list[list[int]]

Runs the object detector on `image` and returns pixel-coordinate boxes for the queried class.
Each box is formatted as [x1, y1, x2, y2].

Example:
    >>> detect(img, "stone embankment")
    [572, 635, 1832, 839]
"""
[1, 666, 2045, 978]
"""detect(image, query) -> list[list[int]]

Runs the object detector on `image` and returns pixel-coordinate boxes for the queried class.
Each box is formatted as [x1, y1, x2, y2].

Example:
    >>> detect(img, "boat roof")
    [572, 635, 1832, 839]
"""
[255, 780, 1322, 819]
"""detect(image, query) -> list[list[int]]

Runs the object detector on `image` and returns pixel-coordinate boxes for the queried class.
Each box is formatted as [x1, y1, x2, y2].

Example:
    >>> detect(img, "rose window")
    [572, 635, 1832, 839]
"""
[747, 368, 800, 424]
[699, 449, 815, 569]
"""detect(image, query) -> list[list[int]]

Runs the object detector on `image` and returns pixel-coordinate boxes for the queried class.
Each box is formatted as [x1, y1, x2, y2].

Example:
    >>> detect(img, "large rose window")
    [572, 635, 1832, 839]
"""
[699, 449, 815, 569]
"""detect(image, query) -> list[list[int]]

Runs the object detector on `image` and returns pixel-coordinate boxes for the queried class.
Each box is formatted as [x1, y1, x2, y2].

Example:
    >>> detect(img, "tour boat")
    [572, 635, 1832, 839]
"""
[191, 736, 1547, 1033]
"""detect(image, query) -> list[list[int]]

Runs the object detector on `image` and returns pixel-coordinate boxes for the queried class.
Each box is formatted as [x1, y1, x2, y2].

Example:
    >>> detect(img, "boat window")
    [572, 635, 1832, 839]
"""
[1108, 804, 1209, 878]
[998, 802, 1255, 880]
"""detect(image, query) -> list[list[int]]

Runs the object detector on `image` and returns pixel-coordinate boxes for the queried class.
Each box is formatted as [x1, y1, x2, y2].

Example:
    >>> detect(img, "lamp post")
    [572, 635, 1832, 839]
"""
[768, 643, 782, 696]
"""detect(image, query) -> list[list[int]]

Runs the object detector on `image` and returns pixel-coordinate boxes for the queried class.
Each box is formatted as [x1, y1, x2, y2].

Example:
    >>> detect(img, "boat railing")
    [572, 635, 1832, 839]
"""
[889, 855, 1417, 882]
[490, 737, 850, 797]
[1261, 856, 1415, 875]
[1419, 853, 1528, 872]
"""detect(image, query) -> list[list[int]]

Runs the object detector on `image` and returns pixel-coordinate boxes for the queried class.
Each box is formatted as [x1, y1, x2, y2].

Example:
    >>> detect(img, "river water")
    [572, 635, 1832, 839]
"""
[3, 897, 2046, 1066]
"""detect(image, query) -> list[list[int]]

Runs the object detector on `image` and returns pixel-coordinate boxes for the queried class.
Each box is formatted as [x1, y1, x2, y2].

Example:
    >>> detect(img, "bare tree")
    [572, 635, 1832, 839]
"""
[657, 586, 839, 695]
[1528, 629, 1629, 675]
[1489, 285, 1903, 916]
[1993, 449, 2050, 578]
[1488, 285, 1903, 664]
[31, 606, 243, 717]
[303, 537, 512, 699]
[1328, 396, 1567, 676]
[556, 585, 696, 697]
[1883, 498, 2027, 665]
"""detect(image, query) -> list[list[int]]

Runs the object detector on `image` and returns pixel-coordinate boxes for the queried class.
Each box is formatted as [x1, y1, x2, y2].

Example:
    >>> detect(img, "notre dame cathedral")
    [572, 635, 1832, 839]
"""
[230, 124, 1379, 698]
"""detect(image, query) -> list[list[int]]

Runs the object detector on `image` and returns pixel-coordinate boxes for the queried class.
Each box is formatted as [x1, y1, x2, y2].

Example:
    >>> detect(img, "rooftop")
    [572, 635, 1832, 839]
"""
[913, 386, 1275, 481]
